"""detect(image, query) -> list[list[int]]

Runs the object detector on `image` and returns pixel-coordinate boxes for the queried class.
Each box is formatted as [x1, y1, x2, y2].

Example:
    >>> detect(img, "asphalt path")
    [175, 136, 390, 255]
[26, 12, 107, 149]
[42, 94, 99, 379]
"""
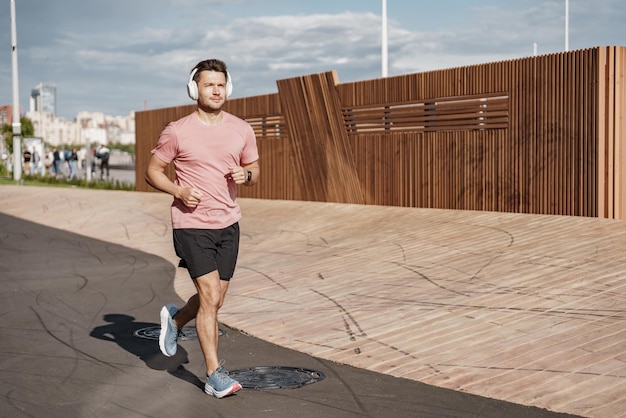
[0, 211, 581, 418]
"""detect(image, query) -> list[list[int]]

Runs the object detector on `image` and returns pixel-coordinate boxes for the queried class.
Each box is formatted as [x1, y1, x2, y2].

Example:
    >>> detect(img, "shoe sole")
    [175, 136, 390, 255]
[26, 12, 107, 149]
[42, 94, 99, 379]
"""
[158, 306, 176, 357]
[205, 382, 242, 398]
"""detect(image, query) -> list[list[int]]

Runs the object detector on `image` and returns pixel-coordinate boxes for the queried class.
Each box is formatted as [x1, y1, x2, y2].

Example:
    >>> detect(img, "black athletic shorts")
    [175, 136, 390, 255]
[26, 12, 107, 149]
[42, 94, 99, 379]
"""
[173, 223, 240, 281]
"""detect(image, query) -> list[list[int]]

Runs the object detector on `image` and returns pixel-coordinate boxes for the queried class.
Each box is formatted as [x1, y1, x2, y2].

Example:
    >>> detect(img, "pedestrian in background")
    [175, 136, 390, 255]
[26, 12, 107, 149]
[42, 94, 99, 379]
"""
[22, 149, 32, 175]
[68, 148, 79, 180]
[97, 144, 111, 180]
[52, 148, 61, 176]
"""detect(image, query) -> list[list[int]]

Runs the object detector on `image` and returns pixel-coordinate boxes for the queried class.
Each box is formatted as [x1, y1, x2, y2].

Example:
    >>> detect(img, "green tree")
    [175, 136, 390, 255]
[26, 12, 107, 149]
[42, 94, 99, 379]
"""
[2, 117, 34, 154]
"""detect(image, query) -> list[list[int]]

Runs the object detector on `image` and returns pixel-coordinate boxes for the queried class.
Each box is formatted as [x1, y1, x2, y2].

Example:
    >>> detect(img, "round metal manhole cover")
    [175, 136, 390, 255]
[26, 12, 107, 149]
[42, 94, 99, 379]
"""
[228, 366, 325, 390]
[133, 326, 224, 341]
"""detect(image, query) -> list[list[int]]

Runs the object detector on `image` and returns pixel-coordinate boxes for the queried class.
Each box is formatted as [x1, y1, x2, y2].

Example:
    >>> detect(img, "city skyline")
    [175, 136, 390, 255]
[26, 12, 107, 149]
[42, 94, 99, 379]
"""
[1, 0, 625, 120]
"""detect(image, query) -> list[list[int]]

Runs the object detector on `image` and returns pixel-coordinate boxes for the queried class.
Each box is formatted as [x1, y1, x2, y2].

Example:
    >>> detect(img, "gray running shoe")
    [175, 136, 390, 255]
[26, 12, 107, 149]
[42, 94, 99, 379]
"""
[159, 304, 179, 357]
[205, 365, 243, 398]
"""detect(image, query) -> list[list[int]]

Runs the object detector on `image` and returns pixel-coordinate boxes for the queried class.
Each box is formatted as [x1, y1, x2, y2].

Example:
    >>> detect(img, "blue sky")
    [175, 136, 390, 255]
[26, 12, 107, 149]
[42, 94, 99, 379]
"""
[0, 0, 624, 120]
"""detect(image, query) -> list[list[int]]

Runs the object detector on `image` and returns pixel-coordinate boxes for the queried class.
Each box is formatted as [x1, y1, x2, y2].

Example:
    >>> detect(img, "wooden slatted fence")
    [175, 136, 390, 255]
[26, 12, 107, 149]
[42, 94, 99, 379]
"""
[135, 46, 626, 219]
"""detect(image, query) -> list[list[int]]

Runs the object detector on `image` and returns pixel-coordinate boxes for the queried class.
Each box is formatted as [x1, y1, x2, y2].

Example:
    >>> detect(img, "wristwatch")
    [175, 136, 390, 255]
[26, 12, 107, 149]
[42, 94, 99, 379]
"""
[246, 170, 252, 183]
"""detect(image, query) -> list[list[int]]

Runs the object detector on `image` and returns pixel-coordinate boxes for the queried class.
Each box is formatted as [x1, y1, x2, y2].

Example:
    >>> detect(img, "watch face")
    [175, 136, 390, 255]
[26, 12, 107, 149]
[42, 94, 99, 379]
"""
[246, 171, 252, 182]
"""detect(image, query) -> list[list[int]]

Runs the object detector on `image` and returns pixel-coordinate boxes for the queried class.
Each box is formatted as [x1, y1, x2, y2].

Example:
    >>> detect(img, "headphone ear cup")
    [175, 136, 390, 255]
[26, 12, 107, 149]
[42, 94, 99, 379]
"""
[187, 68, 199, 100]
[226, 72, 233, 98]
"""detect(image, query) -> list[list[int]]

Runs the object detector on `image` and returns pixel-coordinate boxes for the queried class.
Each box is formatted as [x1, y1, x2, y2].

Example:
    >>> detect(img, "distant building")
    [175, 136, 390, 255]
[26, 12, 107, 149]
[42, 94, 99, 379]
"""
[30, 83, 57, 116]
[76, 110, 136, 145]
[26, 111, 80, 146]
[0, 104, 22, 125]
[81, 126, 107, 148]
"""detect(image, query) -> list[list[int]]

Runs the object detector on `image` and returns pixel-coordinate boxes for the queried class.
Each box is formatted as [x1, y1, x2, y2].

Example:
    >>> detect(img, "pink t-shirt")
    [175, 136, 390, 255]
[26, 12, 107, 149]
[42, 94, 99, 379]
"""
[151, 111, 259, 229]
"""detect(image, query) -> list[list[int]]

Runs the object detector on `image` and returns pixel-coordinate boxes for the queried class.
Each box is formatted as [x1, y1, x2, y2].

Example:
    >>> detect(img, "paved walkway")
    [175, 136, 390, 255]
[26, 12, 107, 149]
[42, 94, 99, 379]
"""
[2, 185, 624, 417]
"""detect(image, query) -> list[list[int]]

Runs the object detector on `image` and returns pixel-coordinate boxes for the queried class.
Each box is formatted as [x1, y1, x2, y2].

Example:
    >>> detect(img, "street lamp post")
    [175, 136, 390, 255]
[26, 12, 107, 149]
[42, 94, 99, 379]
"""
[381, 0, 388, 77]
[565, 0, 569, 51]
[85, 137, 92, 181]
[10, 0, 22, 180]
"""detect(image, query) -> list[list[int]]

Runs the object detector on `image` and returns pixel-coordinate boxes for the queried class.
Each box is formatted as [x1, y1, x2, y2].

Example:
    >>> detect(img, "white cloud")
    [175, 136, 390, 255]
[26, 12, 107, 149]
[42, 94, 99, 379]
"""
[0, 0, 624, 119]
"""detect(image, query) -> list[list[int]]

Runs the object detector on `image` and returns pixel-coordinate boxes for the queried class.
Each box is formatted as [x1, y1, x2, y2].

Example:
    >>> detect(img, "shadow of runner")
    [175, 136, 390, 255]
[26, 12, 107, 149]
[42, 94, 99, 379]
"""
[90, 313, 203, 389]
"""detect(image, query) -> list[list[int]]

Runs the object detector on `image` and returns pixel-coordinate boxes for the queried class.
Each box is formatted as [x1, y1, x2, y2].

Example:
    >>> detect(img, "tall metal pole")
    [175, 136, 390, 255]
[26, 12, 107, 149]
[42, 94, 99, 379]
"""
[381, 0, 388, 77]
[10, 0, 22, 180]
[85, 136, 92, 182]
[565, 0, 569, 51]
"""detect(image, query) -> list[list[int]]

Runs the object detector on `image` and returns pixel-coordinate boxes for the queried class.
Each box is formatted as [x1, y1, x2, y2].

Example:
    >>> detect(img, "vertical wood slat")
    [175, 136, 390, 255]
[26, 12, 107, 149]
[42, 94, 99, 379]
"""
[277, 71, 363, 204]
[607, 47, 616, 219]
[601, 46, 626, 219]
[134, 46, 626, 219]
[597, 48, 607, 217]
[618, 47, 626, 218]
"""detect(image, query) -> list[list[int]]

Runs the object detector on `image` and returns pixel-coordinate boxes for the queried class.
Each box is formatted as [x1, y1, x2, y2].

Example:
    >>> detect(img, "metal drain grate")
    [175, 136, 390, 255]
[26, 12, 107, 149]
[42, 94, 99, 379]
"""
[133, 326, 224, 341]
[228, 366, 325, 390]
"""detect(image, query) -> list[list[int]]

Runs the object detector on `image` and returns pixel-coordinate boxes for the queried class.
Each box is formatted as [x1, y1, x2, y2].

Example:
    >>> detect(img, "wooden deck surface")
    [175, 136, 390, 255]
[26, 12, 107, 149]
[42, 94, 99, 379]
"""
[2, 185, 624, 418]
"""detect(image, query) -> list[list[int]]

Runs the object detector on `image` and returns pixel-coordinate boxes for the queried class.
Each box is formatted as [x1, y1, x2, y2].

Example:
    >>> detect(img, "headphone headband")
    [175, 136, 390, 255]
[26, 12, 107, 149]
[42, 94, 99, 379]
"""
[186, 67, 233, 100]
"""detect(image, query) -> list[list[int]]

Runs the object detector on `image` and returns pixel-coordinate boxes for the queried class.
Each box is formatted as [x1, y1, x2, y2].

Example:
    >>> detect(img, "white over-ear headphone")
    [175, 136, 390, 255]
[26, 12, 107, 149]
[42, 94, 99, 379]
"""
[187, 67, 233, 100]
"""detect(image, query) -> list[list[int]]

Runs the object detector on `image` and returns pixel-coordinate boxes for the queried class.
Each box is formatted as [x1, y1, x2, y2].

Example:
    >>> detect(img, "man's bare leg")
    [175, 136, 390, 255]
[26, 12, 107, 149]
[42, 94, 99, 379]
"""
[193, 270, 230, 375]
[172, 293, 200, 328]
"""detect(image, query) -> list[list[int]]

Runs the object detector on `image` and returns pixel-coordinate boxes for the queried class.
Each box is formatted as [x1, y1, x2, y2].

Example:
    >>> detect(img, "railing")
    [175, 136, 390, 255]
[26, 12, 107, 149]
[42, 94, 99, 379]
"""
[343, 92, 509, 133]
[247, 114, 287, 139]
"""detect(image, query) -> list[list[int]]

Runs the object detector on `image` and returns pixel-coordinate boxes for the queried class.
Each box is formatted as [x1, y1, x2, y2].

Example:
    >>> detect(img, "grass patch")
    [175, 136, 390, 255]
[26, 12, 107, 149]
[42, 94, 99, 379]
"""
[0, 173, 135, 191]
